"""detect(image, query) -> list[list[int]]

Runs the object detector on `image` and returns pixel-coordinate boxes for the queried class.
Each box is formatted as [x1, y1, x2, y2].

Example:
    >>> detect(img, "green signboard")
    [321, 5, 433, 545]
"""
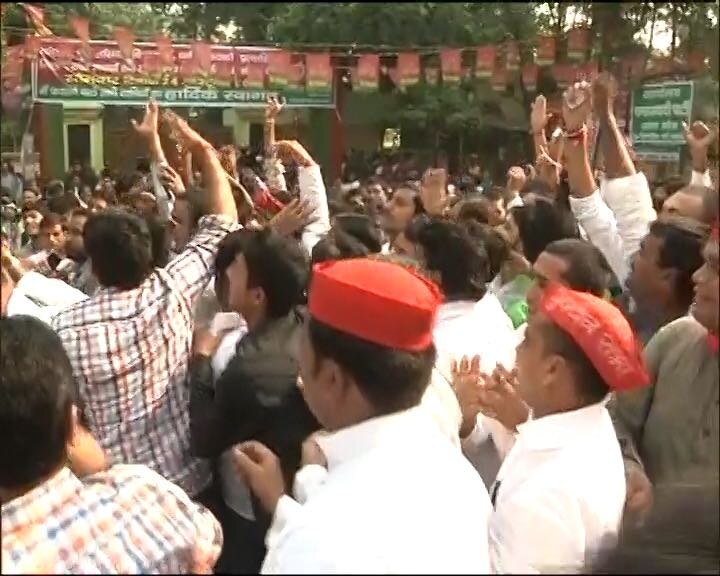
[631, 81, 694, 146]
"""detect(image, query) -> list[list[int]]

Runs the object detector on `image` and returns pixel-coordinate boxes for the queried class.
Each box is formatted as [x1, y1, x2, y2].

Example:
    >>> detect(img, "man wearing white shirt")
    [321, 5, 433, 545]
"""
[488, 283, 650, 574]
[234, 258, 492, 574]
[1, 245, 87, 323]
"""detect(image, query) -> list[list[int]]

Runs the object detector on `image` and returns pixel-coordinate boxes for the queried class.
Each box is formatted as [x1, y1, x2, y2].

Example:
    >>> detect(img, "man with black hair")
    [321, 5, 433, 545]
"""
[526, 238, 618, 315]
[188, 227, 317, 573]
[625, 217, 708, 343]
[233, 258, 492, 573]
[1, 315, 222, 573]
[486, 284, 649, 573]
[51, 102, 239, 499]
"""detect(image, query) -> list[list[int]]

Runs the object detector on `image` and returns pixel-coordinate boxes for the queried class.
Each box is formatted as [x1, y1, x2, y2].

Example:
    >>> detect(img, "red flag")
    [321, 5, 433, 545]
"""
[356, 54, 379, 92]
[397, 52, 420, 89]
[69, 15, 91, 61]
[522, 64, 538, 92]
[567, 28, 589, 61]
[70, 16, 90, 43]
[155, 34, 175, 67]
[24, 35, 42, 60]
[441, 49, 462, 85]
[19, 3, 53, 36]
[113, 26, 135, 62]
[536, 36, 556, 67]
[306, 52, 332, 92]
[505, 40, 520, 71]
[191, 41, 212, 71]
[491, 68, 507, 92]
[476, 46, 496, 79]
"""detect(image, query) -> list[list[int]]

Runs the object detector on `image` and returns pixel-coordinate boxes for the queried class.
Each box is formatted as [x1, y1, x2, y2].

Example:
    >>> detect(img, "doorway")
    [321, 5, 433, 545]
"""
[67, 124, 91, 168]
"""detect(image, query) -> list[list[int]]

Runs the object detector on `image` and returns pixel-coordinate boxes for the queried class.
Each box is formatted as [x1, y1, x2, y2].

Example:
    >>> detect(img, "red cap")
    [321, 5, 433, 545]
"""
[539, 283, 649, 392]
[309, 258, 442, 351]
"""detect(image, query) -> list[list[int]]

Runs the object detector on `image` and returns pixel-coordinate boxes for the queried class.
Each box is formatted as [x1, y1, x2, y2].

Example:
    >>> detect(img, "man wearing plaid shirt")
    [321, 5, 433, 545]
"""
[1, 315, 223, 574]
[51, 103, 240, 498]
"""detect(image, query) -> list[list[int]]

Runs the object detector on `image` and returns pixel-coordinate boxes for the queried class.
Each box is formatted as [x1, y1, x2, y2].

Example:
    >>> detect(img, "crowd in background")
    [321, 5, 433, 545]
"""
[0, 73, 718, 574]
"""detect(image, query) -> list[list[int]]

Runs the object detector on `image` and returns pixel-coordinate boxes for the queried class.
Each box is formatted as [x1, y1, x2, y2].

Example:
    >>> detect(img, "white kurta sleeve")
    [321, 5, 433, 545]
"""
[599, 172, 655, 267]
[568, 191, 629, 285]
[689, 169, 713, 188]
[298, 164, 331, 254]
[293, 464, 328, 504]
[15, 271, 88, 309]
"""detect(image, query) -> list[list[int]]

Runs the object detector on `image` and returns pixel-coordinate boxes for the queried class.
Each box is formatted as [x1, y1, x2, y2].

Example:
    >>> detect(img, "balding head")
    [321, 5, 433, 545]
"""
[660, 185, 717, 224]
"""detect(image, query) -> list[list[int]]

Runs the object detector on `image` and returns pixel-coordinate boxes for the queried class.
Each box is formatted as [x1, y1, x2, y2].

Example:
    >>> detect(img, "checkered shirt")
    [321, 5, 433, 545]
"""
[1, 465, 223, 574]
[51, 215, 237, 497]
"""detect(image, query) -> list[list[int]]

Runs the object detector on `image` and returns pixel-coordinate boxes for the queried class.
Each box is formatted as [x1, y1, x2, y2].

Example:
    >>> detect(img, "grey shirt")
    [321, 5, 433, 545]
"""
[610, 317, 719, 485]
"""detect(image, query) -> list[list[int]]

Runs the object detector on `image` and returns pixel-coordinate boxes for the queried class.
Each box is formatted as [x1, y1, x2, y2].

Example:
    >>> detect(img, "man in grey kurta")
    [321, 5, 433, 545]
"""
[611, 316, 719, 487]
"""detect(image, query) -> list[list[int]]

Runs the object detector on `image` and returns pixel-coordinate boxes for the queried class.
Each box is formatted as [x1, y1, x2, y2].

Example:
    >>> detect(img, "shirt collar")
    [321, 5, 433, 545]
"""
[515, 400, 609, 452]
[1, 467, 81, 535]
[316, 406, 426, 470]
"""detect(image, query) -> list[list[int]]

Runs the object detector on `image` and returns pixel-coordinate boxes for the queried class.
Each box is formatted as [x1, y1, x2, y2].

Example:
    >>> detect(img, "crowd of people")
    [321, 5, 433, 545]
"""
[0, 72, 718, 574]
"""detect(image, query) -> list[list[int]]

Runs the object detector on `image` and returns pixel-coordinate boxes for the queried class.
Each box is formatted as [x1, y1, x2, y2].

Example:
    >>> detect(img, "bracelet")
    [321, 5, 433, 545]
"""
[564, 125, 587, 140]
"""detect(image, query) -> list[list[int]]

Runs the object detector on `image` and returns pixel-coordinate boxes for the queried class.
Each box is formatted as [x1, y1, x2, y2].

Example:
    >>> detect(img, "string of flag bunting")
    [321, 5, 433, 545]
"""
[1, 2, 711, 101]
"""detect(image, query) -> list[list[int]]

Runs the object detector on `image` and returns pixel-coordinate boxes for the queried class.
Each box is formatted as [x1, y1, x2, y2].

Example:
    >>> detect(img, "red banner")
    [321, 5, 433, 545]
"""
[113, 26, 135, 62]
[441, 48, 462, 85]
[191, 41, 213, 71]
[235, 51, 266, 89]
[505, 40, 520, 71]
[536, 36, 556, 67]
[24, 35, 41, 60]
[155, 34, 175, 67]
[306, 53, 332, 92]
[287, 55, 306, 92]
[491, 68, 507, 92]
[267, 50, 291, 90]
[356, 54, 379, 92]
[567, 28, 589, 61]
[476, 46, 496, 78]
[397, 52, 420, 88]
[522, 64, 538, 92]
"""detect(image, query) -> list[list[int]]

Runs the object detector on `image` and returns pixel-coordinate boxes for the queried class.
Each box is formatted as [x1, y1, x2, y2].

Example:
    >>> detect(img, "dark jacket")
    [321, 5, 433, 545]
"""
[188, 309, 319, 489]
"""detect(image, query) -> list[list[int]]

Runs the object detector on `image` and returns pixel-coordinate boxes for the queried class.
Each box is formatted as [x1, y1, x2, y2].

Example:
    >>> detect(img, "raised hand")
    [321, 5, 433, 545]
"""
[265, 95, 285, 121]
[159, 164, 186, 198]
[269, 198, 311, 237]
[162, 109, 208, 152]
[682, 120, 717, 153]
[131, 100, 160, 140]
[420, 167, 448, 216]
[592, 72, 618, 118]
[530, 94, 550, 135]
[562, 81, 593, 132]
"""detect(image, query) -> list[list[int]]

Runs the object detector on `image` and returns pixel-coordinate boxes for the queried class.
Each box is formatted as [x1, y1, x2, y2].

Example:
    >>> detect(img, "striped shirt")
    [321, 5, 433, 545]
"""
[51, 215, 237, 496]
[1, 465, 222, 574]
